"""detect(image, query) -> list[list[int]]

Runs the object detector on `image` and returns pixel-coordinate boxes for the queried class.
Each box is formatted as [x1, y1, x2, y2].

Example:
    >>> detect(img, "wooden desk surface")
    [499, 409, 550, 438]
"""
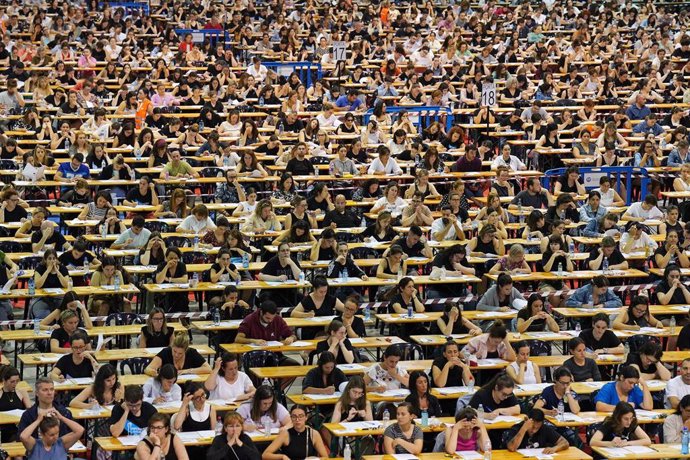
[363, 449, 590, 460]
[546, 410, 673, 428]
[18, 345, 215, 366]
[590, 443, 687, 459]
[220, 336, 403, 354]
[412, 331, 577, 346]
[96, 431, 277, 451]
[0, 323, 187, 341]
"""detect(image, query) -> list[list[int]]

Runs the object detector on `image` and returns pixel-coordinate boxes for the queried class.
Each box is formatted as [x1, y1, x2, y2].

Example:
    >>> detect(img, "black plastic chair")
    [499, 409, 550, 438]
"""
[242, 350, 280, 388]
[164, 236, 190, 248]
[119, 357, 151, 375]
[0, 241, 24, 253]
[144, 221, 170, 233]
[182, 251, 209, 265]
[387, 343, 425, 360]
[18, 256, 43, 271]
[105, 313, 144, 348]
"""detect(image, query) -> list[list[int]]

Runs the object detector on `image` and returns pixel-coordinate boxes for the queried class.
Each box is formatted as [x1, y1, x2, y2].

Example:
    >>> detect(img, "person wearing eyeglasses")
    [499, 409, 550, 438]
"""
[136, 413, 189, 460]
[172, 382, 216, 458]
[109, 385, 158, 438]
[207, 411, 261, 460]
[623, 341, 671, 382]
[612, 295, 663, 331]
[49, 330, 98, 383]
[533, 367, 581, 416]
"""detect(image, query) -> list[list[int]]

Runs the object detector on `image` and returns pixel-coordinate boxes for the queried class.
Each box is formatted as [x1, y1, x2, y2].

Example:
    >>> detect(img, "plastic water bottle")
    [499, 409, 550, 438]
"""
[165, 170, 170, 180]
[382, 409, 390, 428]
[198, 120, 205, 131]
[574, 321, 581, 333]
[259, 96, 265, 106]
[421, 409, 428, 427]
[278, 121, 284, 135]
[477, 404, 485, 421]
[114, 273, 121, 291]
[28, 277, 35, 296]
[437, 162, 444, 174]
[67, 276, 73, 290]
[364, 305, 371, 321]
[134, 148, 142, 160]
[215, 416, 223, 436]
[671, 316, 677, 334]
[557, 400, 565, 421]
[33, 318, 40, 335]
[262, 378, 271, 388]
[483, 440, 492, 460]
[242, 252, 250, 269]
[343, 443, 351, 460]
[602, 257, 609, 274]
[557, 262, 564, 277]
[192, 272, 199, 287]
[467, 376, 476, 394]
[518, 199, 524, 224]
[340, 267, 348, 283]
[298, 271, 305, 284]
[569, 241, 575, 254]
[193, 235, 199, 249]
[223, 155, 230, 167]
[683, 427, 689, 455]
[407, 305, 413, 318]
[83, 258, 90, 280]
[624, 341, 630, 360]
[397, 268, 403, 280]
[64, 138, 70, 151]
[213, 307, 220, 326]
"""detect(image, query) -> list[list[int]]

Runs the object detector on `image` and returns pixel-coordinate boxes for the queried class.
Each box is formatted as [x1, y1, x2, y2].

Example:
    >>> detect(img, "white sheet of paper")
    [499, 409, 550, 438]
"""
[337, 363, 367, 371]
[517, 383, 551, 392]
[246, 428, 280, 438]
[96, 333, 104, 352]
[208, 398, 236, 406]
[42, 288, 65, 294]
[456, 452, 484, 460]
[517, 448, 553, 459]
[290, 341, 312, 347]
[145, 347, 165, 354]
[622, 446, 655, 454]
[338, 421, 381, 430]
[372, 389, 410, 398]
[436, 387, 470, 395]
[117, 435, 143, 446]
[249, 341, 283, 348]
[71, 377, 95, 385]
[0, 409, 24, 418]
[638, 327, 664, 334]
[177, 374, 199, 382]
[391, 455, 418, 460]
[70, 441, 87, 452]
[597, 354, 623, 361]
[635, 409, 662, 419]
[483, 415, 522, 425]
[476, 358, 508, 366]
[348, 338, 367, 344]
[304, 392, 341, 400]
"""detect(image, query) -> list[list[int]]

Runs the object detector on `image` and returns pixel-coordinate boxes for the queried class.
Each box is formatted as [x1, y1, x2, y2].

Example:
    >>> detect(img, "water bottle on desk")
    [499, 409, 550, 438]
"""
[192, 272, 199, 287]
[83, 259, 90, 281]
[193, 235, 199, 250]
[602, 257, 609, 274]
[298, 271, 305, 284]
[569, 241, 575, 254]
[33, 318, 40, 335]
[557, 262, 564, 277]
[340, 267, 348, 283]
[28, 277, 35, 296]
[215, 416, 223, 437]
[421, 409, 428, 427]
[262, 377, 271, 388]
[67, 276, 73, 290]
[407, 305, 413, 318]
[382, 409, 390, 428]
[242, 252, 250, 269]
[364, 305, 371, 321]
[574, 321, 581, 333]
[557, 400, 565, 422]
[114, 273, 121, 292]
[671, 316, 677, 334]
[213, 307, 221, 326]
[483, 440, 492, 460]
[343, 443, 351, 460]
[64, 139, 70, 152]
[682, 427, 689, 455]
[477, 404, 485, 421]
[134, 148, 142, 160]
[517, 199, 524, 224]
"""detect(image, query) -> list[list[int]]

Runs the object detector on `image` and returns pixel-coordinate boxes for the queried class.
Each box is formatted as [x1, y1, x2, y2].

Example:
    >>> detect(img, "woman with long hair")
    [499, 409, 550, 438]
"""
[39, 290, 92, 330]
[0, 366, 32, 441]
[237, 385, 292, 433]
[612, 295, 663, 331]
[135, 413, 189, 460]
[70, 364, 123, 408]
[382, 402, 423, 455]
[138, 307, 174, 348]
[405, 370, 442, 417]
[590, 401, 651, 448]
[331, 376, 372, 423]
[506, 341, 541, 385]
[302, 351, 348, 394]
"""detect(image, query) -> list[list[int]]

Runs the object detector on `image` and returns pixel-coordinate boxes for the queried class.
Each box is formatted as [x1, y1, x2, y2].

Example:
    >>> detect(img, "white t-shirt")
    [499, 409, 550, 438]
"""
[373, 196, 407, 216]
[366, 363, 408, 391]
[142, 377, 182, 404]
[178, 215, 217, 234]
[431, 217, 458, 241]
[237, 400, 289, 429]
[665, 375, 690, 408]
[626, 201, 664, 220]
[210, 371, 254, 400]
[508, 361, 538, 384]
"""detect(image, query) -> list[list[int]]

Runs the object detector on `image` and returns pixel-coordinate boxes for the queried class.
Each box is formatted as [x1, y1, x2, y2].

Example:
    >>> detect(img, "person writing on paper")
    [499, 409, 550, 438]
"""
[20, 406, 84, 460]
[171, 382, 215, 458]
[383, 402, 423, 455]
[590, 401, 652, 448]
[579, 313, 624, 358]
[207, 411, 262, 460]
[263, 404, 328, 460]
[432, 341, 474, 388]
[364, 347, 410, 393]
[506, 341, 541, 385]
[110, 385, 158, 437]
[336, 296, 367, 339]
[144, 332, 212, 377]
[506, 409, 569, 454]
[204, 352, 255, 402]
[111, 215, 152, 250]
[257, 243, 302, 308]
[302, 351, 348, 395]
[386, 277, 428, 341]
[623, 341, 671, 382]
[331, 376, 373, 424]
[488, 243, 531, 276]
[664, 395, 690, 441]
[314, 321, 356, 365]
[516, 294, 559, 333]
[477, 273, 525, 315]
[238, 385, 292, 434]
[612, 295, 663, 331]
[135, 413, 189, 460]
[236, 300, 300, 366]
[49, 330, 98, 382]
[533, 367, 581, 415]
[17, 378, 75, 439]
[594, 366, 653, 411]
[176, 204, 216, 234]
[564, 275, 623, 309]
[467, 373, 521, 428]
[143, 364, 182, 404]
[0, 366, 32, 442]
[444, 407, 491, 455]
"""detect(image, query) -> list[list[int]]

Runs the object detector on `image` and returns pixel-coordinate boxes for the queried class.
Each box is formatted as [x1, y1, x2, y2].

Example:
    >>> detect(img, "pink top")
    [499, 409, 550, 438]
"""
[456, 430, 479, 452]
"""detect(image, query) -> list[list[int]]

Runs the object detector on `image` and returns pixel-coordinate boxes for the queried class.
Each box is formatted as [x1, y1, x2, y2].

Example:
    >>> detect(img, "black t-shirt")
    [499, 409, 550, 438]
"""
[154, 261, 187, 279]
[625, 352, 657, 375]
[50, 328, 72, 349]
[678, 323, 690, 350]
[155, 347, 205, 371]
[323, 210, 357, 228]
[431, 356, 464, 387]
[392, 236, 425, 258]
[307, 196, 329, 213]
[597, 422, 635, 442]
[315, 338, 355, 364]
[3, 205, 27, 223]
[579, 329, 621, 351]
[509, 421, 561, 449]
[55, 354, 94, 378]
[656, 279, 688, 305]
[31, 230, 67, 250]
[261, 256, 301, 280]
[141, 326, 174, 348]
[335, 315, 366, 338]
[59, 250, 94, 268]
[302, 366, 347, 391]
[469, 387, 519, 412]
[285, 158, 314, 176]
[126, 187, 154, 205]
[587, 247, 625, 267]
[35, 263, 69, 288]
[300, 294, 337, 316]
[109, 402, 158, 436]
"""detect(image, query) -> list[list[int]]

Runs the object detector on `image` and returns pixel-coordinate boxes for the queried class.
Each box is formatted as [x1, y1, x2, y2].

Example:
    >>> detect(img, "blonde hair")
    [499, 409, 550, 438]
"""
[172, 332, 189, 350]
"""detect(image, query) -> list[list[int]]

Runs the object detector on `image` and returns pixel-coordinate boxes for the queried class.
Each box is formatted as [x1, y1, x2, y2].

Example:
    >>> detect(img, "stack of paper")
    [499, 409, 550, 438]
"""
[0, 409, 25, 418]
[177, 374, 200, 382]
[371, 389, 410, 398]
[476, 358, 508, 366]
[517, 448, 554, 459]
[599, 446, 656, 457]
[333, 421, 381, 435]
[304, 393, 341, 400]
[483, 415, 522, 424]
[517, 383, 551, 392]
[208, 398, 236, 406]
[246, 428, 280, 438]
[436, 386, 471, 395]
[455, 452, 484, 460]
